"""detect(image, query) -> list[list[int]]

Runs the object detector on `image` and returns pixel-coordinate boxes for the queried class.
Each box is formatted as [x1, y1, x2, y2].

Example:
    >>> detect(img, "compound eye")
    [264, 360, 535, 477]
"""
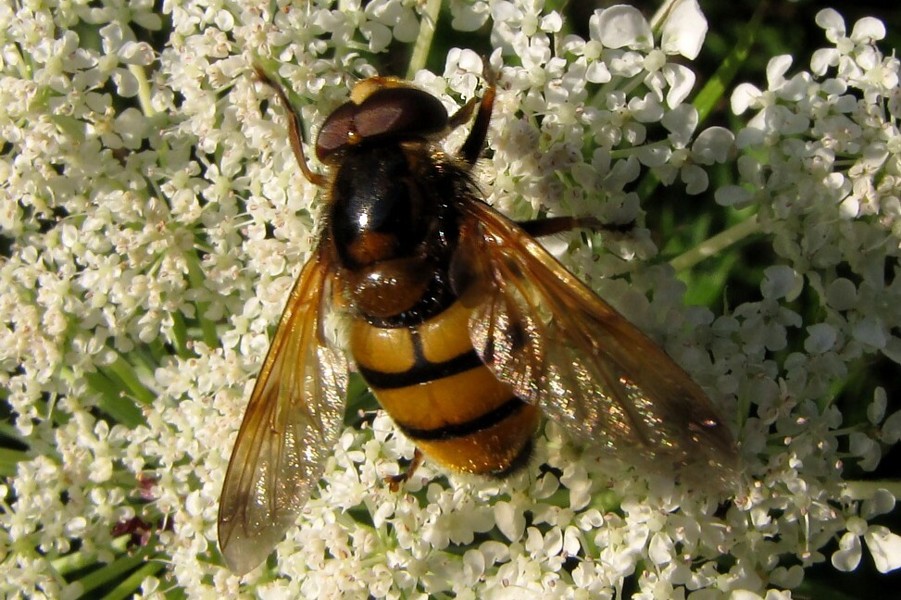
[356, 87, 448, 139]
[317, 86, 448, 161]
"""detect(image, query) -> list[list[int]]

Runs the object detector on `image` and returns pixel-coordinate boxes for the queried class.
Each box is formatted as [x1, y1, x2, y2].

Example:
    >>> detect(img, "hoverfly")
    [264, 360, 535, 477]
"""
[218, 65, 738, 575]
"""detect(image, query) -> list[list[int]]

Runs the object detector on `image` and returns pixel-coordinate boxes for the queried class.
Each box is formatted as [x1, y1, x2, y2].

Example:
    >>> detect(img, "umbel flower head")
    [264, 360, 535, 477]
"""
[0, 0, 899, 598]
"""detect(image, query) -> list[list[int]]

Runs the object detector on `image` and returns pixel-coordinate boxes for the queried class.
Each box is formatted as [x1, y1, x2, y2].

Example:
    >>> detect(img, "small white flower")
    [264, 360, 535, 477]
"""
[660, 0, 708, 60]
[591, 6, 654, 51]
[449, 0, 490, 32]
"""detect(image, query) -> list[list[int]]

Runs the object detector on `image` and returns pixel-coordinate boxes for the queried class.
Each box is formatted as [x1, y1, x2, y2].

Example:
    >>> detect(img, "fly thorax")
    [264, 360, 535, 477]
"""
[329, 144, 452, 321]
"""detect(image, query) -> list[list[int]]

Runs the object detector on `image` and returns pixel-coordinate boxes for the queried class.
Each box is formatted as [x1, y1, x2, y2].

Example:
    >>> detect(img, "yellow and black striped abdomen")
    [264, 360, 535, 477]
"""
[349, 299, 539, 476]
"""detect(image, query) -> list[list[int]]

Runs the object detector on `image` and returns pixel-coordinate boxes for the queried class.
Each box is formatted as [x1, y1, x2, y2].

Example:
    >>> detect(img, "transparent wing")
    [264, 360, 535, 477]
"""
[454, 201, 737, 485]
[218, 244, 348, 574]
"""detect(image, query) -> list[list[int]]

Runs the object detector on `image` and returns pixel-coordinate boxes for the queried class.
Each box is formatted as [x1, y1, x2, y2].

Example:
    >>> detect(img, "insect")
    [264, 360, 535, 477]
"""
[218, 65, 738, 575]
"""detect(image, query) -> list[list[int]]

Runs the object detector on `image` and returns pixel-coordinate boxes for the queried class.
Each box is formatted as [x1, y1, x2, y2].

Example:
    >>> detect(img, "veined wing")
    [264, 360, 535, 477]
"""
[454, 201, 737, 486]
[218, 243, 348, 574]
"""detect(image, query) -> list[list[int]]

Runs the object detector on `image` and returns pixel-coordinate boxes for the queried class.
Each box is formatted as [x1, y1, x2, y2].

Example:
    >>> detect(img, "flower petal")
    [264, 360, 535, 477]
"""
[591, 6, 653, 50]
[660, 0, 707, 60]
[865, 526, 901, 573]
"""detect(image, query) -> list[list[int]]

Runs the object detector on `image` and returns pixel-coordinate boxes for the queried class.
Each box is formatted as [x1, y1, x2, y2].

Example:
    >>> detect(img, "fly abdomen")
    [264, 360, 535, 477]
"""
[349, 299, 539, 476]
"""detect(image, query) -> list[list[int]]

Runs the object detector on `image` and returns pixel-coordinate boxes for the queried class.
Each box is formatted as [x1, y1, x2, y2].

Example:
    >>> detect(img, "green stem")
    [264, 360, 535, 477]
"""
[668, 213, 760, 272]
[185, 249, 219, 348]
[0, 421, 29, 447]
[128, 65, 156, 118]
[635, 171, 660, 205]
[84, 369, 144, 428]
[107, 355, 155, 406]
[101, 559, 167, 600]
[841, 480, 901, 501]
[649, 0, 681, 30]
[692, 0, 767, 124]
[0, 448, 30, 477]
[0, 447, 27, 477]
[610, 139, 669, 160]
[171, 310, 191, 358]
[406, 0, 442, 79]
[72, 544, 155, 598]
[52, 535, 131, 575]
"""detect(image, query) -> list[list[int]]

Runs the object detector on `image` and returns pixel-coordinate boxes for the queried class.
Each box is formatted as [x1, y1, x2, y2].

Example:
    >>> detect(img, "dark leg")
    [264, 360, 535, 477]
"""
[386, 448, 424, 491]
[457, 77, 496, 166]
[517, 216, 605, 237]
[448, 97, 477, 129]
[517, 216, 635, 238]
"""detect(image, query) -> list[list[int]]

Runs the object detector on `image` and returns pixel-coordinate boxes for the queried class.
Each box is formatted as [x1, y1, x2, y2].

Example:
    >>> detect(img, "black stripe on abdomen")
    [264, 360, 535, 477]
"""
[358, 347, 483, 389]
[395, 394, 525, 441]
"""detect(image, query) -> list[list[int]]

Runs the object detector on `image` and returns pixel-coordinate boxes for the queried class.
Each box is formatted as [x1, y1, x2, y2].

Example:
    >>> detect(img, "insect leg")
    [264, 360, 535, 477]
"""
[457, 78, 496, 166]
[517, 216, 637, 238]
[448, 97, 478, 130]
[253, 66, 327, 187]
[516, 216, 607, 238]
[386, 448, 424, 491]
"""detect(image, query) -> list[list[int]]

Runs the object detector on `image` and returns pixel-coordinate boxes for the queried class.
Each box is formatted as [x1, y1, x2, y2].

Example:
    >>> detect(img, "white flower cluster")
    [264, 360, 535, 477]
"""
[726, 8, 900, 361]
[1, 0, 899, 598]
[714, 7, 901, 580]
[454, 0, 732, 230]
